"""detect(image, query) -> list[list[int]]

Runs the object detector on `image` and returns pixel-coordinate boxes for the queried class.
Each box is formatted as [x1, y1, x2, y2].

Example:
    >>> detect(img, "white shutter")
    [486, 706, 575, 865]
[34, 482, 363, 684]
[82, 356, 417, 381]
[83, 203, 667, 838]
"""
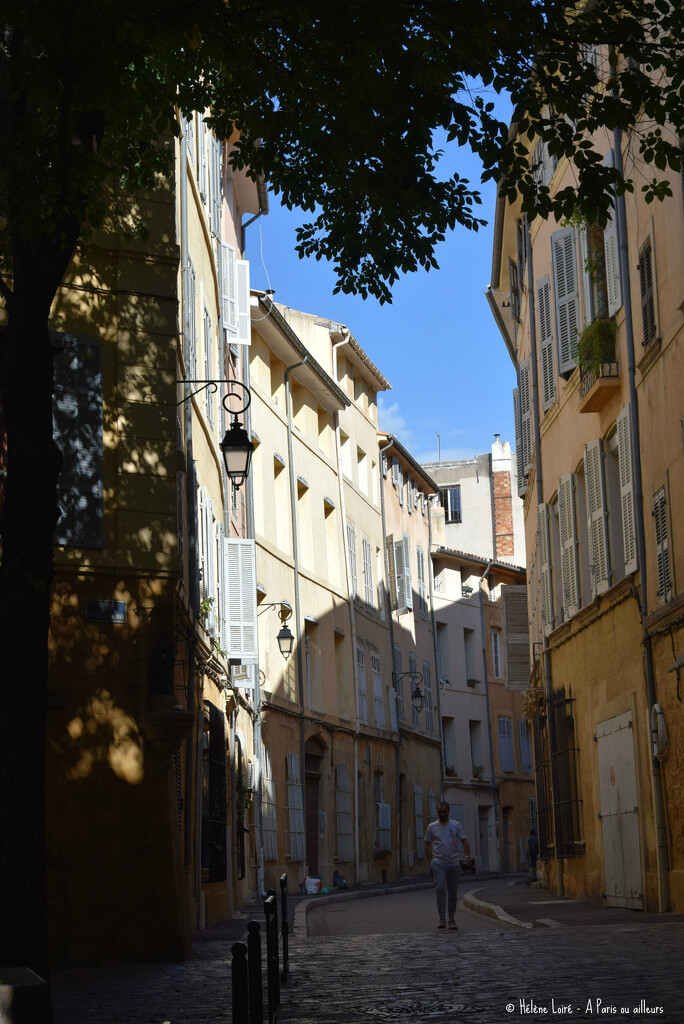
[519, 360, 533, 475]
[356, 644, 368, 723]
[653, 488, 672, 604]
[224, 538, 258, 662]
[617, 406, 637, 575]
[235, 260, 251, 345]
[210, 136, 222, 237]
[552, 227, 580, 374]
[402, 533, 413, 611]
[578, 223, 594, 328]
[221, 242, 237, 344]
[558, 474, 580, 618]
[584, 439, 611, 596]
[347, 524, 358, 599]
[394, 537, 407, 612]
[513, 388, 526, 497]
[537, 502, 554, 635]
[371, 651, 385, 728]
[391, 458, 401, 487]
[205, 496, 217, 635]
[603, 151, 622, 317]
[198, 118, 208, 200]
[417, 546, 427, 616]
[199, 485, 208, 603]
[216, 520, 226, 647]
[537, 277, 556, 409]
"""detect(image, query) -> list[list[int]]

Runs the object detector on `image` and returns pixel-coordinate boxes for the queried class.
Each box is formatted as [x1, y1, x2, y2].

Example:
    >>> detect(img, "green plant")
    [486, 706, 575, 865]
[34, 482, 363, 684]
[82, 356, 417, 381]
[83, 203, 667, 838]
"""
[472, 764, 484, 779]
[577, 317, 617, 375]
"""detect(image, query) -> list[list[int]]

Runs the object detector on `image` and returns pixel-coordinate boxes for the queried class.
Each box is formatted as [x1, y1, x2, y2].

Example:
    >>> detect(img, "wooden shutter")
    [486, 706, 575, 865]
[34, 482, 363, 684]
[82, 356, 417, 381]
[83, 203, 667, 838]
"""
[224, 537, 258, 662]
[603, 150, 622, 317]
[537, 277, 556, 409]
[498, 717, 515, 771]
[558, 474, 580, 618]
[347, 524, 358, 599]
[501, 584, 530, 690]
[386, 535, 398, 610]
[53, 334, 103, 547]
[537, 503, 554, 635]
[417, 546, 426, 616]
[509, 259, 521, 322]
[577, 223, 594, 328]
[391, 458, 401, 487]
[653, 487, 672, 604]
[519, 360, 533, 475]
[235, 260, 251, 345]
[198, 118, 208, 200]
[394, 537, 407, 612]
[402, 533, 413, 611]
[513, 388, 526, 497]
[638, 238, 656, 345]
[519, 720, 532, 773]
[617, 406, 637, 575]
[206, 702, 227, 882]
[584, 439, 611, 596]
[210, 136, 222, 237]
[551, 227, 580, 374]
[221, 242, 237, 344]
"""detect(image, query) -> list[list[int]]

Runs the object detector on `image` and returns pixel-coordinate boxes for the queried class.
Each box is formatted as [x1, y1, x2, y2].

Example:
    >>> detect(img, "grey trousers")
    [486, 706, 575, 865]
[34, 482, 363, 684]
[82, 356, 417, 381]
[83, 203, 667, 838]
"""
[431, 861, 461, 919]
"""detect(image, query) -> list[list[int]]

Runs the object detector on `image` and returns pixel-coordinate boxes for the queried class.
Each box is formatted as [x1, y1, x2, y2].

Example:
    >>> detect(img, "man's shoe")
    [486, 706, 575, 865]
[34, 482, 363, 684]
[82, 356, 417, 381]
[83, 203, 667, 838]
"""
[438, 917, 446, 929]
[448, 919, 458, 930]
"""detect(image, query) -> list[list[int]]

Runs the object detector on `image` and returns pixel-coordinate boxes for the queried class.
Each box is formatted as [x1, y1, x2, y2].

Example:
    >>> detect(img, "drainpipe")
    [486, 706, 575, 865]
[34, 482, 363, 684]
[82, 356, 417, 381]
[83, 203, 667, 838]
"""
[524, 213, 563, 895]
[284, 356, 309, 873]
[179, 120, 201, 922]
[378, 438, 403, 876]
[331, 332, 361, 881]
[477, 560, 500, 870]
[427, 498, 446, 797]
[612, 124, 671, 911]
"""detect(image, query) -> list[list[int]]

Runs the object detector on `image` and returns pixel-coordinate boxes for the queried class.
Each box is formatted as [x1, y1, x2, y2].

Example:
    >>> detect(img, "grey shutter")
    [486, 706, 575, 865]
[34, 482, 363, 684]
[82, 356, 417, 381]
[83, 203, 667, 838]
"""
[519, 359, 533, 475]
[537, 502, 554, 635]
[210, 136, 222, 237]
[513, 388, 526, 497]
[638, 239, 656, 344]
[551, 227, 580, 374]
[402, 533, 413, 611]
[184, 261, 197, 378]
[617, 406, 637, 574]
[584, 439, 611, 596]
[53, 334, 103, 547]
[198, 118, 208, 200]
[386, 535, 398, 610]
[577, 223, 594, 328]
[498, 717, 515, 772]
[394, 537, 407, 612]
[603, 150, 622, 317]
[558, 474, 579, 618]
[653, 487, 672, 604]
[537, 277, 556, 408]
[502, 584, 530, 690]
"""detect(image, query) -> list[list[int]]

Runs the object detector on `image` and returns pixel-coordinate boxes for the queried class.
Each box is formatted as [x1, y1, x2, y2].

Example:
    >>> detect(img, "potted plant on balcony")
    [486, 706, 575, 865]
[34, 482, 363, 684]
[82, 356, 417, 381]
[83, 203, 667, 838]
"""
[472, 764, 484, 781]
[577, 316, 617, 376]
[445, 764, 456, 777]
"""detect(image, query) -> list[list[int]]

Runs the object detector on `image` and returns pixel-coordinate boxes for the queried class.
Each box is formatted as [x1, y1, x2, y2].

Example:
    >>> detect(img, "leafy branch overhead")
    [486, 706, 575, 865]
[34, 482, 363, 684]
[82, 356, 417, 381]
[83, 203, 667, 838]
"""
[2, 0, 684, 304]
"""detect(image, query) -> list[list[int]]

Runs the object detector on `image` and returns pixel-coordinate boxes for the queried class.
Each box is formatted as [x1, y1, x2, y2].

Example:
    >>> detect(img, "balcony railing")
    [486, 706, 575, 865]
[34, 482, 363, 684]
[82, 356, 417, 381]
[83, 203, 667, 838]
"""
[578, 361, 620, 413]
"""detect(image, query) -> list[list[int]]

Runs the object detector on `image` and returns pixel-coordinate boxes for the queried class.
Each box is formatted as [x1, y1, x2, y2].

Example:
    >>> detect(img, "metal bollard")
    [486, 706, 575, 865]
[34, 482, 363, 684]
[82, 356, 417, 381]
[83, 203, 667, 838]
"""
[279, 874, 289, 983]
[247, 920, 263, 1024]
[264, 892, 280, 1023]
[231, 942, 249, 1024]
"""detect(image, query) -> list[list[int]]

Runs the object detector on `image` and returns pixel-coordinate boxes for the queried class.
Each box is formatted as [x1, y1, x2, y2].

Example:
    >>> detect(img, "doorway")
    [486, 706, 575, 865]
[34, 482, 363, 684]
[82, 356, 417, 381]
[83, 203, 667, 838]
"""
[478, 806, 490, 872]
[596, 711, 643, 908]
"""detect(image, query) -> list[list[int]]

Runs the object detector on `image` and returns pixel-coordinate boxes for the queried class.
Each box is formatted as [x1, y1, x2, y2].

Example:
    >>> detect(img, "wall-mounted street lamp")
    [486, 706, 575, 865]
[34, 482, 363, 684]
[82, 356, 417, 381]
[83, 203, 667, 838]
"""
[393, 671, 425, 714]
[258, 601, 295, 660]
[177, 378, 254, 489]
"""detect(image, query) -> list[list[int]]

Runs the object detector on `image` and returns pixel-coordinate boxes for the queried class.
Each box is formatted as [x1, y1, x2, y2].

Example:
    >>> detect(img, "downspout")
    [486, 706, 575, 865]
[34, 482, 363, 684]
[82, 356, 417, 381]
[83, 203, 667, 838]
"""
[477, 560, 500, 870]
[284, 356, 309, 873]
[612, 123, 671, 911]
[243, 352, 266, 898]
[179, 120, 200, 921]
[524, 213, 563, 894]
[378, 438, 403, 877]
[332, 333, 361, 881]
[427, 499, 446, 798]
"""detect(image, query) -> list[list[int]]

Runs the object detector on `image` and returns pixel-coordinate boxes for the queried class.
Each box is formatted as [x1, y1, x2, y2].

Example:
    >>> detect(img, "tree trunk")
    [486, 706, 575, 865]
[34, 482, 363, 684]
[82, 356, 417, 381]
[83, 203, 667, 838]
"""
[0, 234, 80, 1021]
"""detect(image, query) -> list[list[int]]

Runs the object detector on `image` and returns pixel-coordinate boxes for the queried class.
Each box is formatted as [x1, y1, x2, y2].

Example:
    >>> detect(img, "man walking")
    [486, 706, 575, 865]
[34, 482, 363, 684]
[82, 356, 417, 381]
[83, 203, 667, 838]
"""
[424, 801, 472, 930]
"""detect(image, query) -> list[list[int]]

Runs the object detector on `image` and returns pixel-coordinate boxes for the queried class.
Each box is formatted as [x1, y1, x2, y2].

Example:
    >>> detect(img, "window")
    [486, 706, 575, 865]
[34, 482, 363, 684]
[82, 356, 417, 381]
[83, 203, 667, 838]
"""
[374, 776, 392, 855]
[357, 447, 368, 495]
[340, 430, 352, 478]
[371, 650, 385, 729]
[362, 538, 374, 606]
[261, 744, 278, 861]
[53, 334, 104, 547]
[204, 308, 214, 425]
[537, 502, 554, 636]
[584, 439, 611, 597]
[414, 785, 425, 859]
[407, 476, 414, 514]
[223, 538, 258, 662]
[391, 533, 413, 614]
[347, 524, 358, 599]
[519, 721, 533, 774]
[548, 686, 582, 857]
[185, 260, 197, 377]
[551, 227, 580, 377]
[423, 661, 434, 734]
[653, 487, 672, 604]
[439, 486, 462, 524]
[498, 717, 515, 772]
[201, 702, 227, 881]
[491, 629, 501, 678]
[416, 546, 428, 618]
[356, 643, 368, 724]
[558, 474, 580, 620]
[639, 237, 657, 345]
[220, 243, 251, 347]
[509, 257, 521, 322]
[409, 652, 419, 726]
[537, 276, 556, 408]
[517, 359, 533, 477]
[198, 488, 217, 636]
[209, 135, 222, 237]
[335, 764, 354, 862]
[394, 645, 405, 722]
[285, 753, 305, 861]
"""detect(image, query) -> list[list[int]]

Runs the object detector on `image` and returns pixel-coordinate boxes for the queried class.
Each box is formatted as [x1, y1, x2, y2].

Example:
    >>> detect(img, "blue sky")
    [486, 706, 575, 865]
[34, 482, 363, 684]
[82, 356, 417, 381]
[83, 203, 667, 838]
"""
[248, 116, 516, 466]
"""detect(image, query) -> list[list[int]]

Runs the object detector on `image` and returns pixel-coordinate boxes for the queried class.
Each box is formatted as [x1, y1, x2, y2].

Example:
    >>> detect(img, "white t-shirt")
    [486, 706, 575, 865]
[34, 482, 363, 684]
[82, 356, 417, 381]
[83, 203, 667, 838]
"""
[424, 817, 467, 866]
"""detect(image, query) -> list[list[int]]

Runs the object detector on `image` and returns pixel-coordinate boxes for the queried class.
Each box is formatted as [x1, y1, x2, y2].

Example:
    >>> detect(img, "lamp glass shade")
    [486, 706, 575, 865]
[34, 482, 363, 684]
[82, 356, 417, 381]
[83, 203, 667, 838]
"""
[410, 687, 425, 713]
[220, 420, 254, 484]
[277, 624, 294, 658]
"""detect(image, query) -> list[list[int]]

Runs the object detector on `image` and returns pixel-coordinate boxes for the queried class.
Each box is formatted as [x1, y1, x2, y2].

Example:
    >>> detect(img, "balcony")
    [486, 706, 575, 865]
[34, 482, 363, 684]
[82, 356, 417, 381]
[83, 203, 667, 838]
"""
[578, 362, 620, 413]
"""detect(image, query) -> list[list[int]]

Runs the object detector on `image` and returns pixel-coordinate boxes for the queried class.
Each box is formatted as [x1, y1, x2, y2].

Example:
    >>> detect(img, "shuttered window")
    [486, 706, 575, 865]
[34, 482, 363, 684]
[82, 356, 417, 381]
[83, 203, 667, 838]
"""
[198, 117, 208, 200]
[220, 243, 251, 346]
[584, 440, 611, 596]
[551, 227, 580, 375]
[414, 785, 425, 859]
[558, 474, 579, 619]
[603, 204, 622, 317]
[537, 277, 556, 408]
[261, 744, 278, 861]
[519, 360, 533, 475]
[204, 308, 214, 426]
[537, 503, 554, 635]
[578, 223, 594, 328]
[356, 643, 368, 724]
[209, 136, 222, 237]
[617, 406, 637, 575]
[653, 487, 672, 604]
[394, 533, 413, 613]
[639, 238, 657, 345]
[371, 650, 385, 728]
[491, 629, 501, 677]
[513, 388, 526, 497]
[347, 524, 358, 599]
[198, 488, 217, 636]
[498, 717, 515, 772]
[362, 538, 374, 606]
[374, 802, 392, 854]
[335, 764, 354, 862]
[519, 720, 533, 774]
[285, 753, 306, 861]
[394, 645, 405, 722]
[185, 260, 197, 378]
[423, 661, 434, 734]
[417, 546, 427, 617]
[501, 585, 530, 689]
[53, 334, 103, 547]
[224, 538, 258, 662]
[409, 652, 419, 726]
